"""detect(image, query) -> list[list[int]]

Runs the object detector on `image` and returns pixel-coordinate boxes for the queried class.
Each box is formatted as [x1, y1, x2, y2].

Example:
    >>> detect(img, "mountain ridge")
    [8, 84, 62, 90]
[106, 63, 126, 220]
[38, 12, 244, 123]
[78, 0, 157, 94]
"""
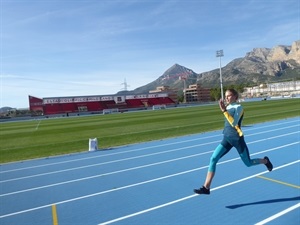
[127, 40, 300, 94]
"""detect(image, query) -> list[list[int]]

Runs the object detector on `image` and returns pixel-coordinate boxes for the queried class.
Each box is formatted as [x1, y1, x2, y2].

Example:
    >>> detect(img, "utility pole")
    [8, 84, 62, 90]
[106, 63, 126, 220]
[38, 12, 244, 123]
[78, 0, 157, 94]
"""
[121, 78, 129, 91]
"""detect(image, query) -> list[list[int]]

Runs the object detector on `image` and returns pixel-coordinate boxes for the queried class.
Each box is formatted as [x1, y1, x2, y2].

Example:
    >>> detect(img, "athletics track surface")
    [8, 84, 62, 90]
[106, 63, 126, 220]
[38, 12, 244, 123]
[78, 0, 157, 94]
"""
[0, 117, 299, 225]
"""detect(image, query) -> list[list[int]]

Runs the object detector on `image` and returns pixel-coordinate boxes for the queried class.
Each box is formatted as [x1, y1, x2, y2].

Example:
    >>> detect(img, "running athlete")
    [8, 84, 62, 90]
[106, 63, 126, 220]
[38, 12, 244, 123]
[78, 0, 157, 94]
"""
[194, 89, 273, 195]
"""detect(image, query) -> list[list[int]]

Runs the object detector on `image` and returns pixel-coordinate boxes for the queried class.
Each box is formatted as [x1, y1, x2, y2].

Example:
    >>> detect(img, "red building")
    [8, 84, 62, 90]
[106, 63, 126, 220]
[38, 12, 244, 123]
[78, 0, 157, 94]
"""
[185, 84, 211, 102]
[29, 93, 176, 116]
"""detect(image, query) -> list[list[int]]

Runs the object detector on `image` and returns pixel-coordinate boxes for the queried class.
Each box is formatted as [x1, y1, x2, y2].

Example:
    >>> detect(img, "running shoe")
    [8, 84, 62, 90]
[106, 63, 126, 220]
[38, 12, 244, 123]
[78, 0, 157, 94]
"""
[264, 156, 273, 171]
[194, 186, 210, 195]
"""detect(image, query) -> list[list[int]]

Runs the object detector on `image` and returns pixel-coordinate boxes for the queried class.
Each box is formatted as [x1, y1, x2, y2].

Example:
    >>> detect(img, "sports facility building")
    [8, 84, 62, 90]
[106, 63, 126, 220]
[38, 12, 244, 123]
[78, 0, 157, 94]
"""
[29, 92, 176, 116]
[185, 84, 211, 102]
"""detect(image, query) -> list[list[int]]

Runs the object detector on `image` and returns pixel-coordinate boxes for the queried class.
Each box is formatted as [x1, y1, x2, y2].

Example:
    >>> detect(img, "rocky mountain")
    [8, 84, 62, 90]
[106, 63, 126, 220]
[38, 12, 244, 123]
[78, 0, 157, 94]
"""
[132, 64, 200, 94]
[126, 40, 300, 94]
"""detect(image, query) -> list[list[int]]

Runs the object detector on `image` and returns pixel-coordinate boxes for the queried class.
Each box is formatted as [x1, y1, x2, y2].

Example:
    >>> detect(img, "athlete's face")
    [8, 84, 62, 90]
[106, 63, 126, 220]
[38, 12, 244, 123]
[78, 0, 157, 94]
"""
[225, 91, 237, 104]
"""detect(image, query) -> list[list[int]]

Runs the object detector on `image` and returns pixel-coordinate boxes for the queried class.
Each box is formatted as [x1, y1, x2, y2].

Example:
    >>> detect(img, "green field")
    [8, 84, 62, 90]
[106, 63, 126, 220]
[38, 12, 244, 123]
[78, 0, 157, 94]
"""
[0, 98, 299, 164]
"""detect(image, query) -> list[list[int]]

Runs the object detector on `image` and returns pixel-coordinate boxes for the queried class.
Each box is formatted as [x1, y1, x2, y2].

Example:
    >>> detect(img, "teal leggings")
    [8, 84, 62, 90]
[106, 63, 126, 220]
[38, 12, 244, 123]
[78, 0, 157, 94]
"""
[208, 136, 261, 172]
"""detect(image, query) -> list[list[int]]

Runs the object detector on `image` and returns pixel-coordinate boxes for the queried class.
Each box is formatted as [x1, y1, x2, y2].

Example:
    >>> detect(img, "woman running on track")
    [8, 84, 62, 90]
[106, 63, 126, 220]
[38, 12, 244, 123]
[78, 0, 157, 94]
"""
[194, 88, 273, 195]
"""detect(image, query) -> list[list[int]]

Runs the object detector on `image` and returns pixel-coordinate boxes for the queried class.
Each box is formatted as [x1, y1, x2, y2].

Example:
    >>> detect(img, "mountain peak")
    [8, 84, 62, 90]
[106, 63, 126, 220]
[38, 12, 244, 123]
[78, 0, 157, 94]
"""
[133, 39, 300, 93]
[161, 64, 196, 79]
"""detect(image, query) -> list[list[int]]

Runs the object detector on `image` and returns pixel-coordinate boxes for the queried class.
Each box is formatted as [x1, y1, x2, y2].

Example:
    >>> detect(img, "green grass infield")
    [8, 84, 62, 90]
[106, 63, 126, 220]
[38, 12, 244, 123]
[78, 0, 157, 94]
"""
[0, 98, 299, 163]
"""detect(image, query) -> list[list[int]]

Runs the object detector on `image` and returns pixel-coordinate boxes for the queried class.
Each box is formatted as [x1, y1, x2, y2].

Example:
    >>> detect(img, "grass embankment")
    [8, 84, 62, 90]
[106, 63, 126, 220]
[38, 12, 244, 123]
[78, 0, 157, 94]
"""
[0, 98, 299, 163]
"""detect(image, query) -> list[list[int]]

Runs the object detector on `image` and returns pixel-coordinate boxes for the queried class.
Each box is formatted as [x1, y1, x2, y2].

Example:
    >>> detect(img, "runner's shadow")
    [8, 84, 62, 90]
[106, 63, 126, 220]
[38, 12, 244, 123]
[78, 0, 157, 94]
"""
[226, 196, 300, 209]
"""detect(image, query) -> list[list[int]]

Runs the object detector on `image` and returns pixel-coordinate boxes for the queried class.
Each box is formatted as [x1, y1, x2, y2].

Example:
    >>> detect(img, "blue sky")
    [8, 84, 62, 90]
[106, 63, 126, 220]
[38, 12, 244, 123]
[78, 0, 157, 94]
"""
[1, 0, 299, 108]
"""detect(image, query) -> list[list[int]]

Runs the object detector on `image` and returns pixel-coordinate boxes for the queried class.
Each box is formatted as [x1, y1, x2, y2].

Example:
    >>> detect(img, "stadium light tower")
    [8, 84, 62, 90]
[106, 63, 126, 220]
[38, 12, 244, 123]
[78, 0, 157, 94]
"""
[216, 50, 224, 100]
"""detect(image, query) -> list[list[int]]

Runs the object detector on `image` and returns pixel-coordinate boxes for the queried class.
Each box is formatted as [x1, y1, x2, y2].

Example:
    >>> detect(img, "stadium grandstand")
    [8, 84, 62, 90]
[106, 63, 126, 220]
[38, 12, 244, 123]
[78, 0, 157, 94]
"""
[29, 92, 177, 116]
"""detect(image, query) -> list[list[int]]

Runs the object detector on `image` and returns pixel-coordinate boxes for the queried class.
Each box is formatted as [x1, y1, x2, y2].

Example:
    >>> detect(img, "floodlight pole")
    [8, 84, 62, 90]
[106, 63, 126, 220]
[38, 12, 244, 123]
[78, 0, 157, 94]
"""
[216, 50, 224, 100]
[183, 78, 187, 103]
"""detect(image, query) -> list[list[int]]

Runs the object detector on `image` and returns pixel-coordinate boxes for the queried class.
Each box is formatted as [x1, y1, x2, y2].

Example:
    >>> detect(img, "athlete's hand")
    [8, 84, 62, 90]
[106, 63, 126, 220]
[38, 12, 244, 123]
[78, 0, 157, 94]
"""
[219, 99, 226, 112]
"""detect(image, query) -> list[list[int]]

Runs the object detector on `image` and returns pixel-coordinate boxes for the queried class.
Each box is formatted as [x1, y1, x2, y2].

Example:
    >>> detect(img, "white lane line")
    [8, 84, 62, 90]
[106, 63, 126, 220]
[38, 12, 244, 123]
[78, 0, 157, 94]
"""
[254, 202, 300, 225]
[1, 130, 299, 184]
[0, 141, 298, 197]
[0, 151, 211, 197]
[98, 160, 300, 225]
[0, 160, 299, 219]
[0, 134, 221, 173]
[0, 141, 218, 183]
[1, 119, 298, 173]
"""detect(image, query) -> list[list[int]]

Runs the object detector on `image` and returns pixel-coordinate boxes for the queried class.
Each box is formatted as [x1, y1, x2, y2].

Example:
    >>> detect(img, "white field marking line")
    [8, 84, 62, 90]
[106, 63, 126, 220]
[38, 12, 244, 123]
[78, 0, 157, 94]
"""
[98, 160, 300, 225]
[1, 131, 298, 184]
[254, 202, 300, 225]
[1, 118, 298, 173]
[0, 159, 298, 220]
[1, 141, 298, 198]
[5, 113, 298, 150]
[1, 115, 224, 152]
[35, 120, 41, 130]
